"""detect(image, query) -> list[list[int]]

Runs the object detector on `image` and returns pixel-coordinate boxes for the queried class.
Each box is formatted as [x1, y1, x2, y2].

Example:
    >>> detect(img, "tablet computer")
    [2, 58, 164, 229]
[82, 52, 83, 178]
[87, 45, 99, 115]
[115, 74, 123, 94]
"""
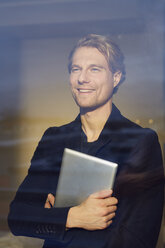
[54, 148, 118, 207]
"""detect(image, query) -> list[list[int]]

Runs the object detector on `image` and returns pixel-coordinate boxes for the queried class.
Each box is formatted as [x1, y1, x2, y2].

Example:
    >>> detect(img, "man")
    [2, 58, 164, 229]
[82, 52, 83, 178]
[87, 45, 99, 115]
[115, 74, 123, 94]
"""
[8, 34, 164, 248]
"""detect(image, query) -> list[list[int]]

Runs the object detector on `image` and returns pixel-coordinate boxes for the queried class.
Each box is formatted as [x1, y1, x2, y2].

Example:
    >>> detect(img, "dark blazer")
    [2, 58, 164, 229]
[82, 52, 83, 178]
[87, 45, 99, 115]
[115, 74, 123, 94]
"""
[8, 104, 164, 248]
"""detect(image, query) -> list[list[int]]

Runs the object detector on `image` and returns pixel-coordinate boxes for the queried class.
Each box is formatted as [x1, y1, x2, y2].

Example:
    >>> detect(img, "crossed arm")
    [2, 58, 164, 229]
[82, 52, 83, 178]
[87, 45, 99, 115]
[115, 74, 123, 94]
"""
[45, 190, 118, 231]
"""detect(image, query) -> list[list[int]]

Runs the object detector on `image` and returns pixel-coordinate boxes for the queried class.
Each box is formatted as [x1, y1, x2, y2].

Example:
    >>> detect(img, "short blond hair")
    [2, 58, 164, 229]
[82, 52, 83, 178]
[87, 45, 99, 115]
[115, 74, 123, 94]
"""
[68, 34, 126, 94]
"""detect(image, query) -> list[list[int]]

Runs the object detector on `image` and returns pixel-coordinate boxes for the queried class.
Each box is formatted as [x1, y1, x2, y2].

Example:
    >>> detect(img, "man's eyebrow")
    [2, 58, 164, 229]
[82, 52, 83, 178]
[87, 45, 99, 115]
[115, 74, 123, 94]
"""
[71, 64, 105, 69]
[71, 64, 81, 68]
[89, 64, 105, 69]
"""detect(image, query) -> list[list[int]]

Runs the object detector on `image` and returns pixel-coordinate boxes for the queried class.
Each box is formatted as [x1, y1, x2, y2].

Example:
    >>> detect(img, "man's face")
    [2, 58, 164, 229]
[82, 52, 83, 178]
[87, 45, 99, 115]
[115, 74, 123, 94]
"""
[69, 47, 119, 111]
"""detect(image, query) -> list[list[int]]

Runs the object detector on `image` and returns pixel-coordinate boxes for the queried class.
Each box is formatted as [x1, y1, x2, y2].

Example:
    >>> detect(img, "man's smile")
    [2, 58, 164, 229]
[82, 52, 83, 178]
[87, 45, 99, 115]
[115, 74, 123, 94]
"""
[77, 88, 95, 93]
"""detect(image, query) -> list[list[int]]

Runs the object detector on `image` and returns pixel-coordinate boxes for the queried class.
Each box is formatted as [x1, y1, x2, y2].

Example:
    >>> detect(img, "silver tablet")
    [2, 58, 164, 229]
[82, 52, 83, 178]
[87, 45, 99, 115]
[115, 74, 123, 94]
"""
[54, 148, 118, 207]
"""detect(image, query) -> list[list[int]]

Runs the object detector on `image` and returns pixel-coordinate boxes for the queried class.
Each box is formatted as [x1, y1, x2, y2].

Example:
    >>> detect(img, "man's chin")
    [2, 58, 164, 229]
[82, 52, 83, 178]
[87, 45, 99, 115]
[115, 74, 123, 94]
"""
[79, 104, 106, 114]
[74, 97, 112, 114]
[75, 100, 97, 112]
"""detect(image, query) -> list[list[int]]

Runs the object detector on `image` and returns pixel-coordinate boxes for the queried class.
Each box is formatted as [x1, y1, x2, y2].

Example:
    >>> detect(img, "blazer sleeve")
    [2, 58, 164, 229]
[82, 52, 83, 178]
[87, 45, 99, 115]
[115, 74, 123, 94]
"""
[107, 129, 164, 248]
[8, 127, 70, 242]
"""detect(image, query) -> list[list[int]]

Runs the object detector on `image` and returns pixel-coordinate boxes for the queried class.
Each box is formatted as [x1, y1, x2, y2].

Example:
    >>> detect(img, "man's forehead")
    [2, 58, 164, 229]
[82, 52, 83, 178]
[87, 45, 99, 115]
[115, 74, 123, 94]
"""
[73, 46, 101, 56]
[72, 47, 107, 65]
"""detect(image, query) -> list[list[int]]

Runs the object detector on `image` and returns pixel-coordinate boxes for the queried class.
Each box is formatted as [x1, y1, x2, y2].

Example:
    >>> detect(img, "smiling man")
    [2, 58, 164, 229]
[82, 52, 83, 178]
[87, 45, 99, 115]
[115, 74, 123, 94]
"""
[8, 34, 164, 248]
[69, 46, 121, 143]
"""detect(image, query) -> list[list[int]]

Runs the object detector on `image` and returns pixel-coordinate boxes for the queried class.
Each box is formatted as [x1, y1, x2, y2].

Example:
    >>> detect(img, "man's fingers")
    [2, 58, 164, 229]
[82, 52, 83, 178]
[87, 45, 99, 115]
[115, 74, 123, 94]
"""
[106, 205, 117, 215]
[100, 206, 117, 217]
[44, 201, 51, 209]
[107, 220, 113, 227]
[48, 193, 55, 206]
[105, 197, 118, 206]
[91, 189, 113, 199]
[104, 212, 116, 223]
[45, 193, 55, 208]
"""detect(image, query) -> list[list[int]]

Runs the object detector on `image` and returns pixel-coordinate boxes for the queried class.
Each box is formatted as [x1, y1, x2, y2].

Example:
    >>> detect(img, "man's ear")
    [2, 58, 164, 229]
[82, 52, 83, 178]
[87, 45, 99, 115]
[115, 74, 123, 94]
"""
[113, 71, 122, 87]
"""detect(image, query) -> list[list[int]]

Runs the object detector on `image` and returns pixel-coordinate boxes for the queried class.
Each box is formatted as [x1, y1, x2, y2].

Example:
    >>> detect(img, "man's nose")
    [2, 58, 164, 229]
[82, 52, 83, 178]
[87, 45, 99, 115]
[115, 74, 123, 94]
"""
[78, 70, 89, 84]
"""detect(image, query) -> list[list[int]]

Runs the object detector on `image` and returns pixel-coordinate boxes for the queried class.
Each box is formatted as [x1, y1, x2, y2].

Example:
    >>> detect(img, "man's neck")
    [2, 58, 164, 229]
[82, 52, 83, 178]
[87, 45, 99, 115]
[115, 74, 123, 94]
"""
[80, 102, 112, 142]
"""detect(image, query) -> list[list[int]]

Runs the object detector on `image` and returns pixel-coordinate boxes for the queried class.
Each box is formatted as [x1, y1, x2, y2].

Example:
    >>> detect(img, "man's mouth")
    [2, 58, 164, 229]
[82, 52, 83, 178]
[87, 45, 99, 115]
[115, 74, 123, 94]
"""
[78, 89, 95, 93]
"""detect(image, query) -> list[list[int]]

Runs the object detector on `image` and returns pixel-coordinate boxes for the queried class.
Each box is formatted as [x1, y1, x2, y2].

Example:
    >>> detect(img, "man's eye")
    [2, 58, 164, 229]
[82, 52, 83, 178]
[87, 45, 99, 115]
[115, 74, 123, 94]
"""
[71, 68, 80, 73]
[91, 67, 100, 72]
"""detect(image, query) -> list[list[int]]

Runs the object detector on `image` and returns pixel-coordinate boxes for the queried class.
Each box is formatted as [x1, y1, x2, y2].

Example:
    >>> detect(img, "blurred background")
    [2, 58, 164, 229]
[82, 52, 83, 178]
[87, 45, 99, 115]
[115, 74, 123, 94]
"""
[0, 0, 164, 247]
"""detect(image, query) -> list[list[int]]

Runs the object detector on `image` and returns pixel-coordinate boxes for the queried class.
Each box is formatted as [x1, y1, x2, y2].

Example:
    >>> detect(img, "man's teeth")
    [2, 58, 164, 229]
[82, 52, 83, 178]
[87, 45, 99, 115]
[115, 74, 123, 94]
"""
[79, 89, 93, 92]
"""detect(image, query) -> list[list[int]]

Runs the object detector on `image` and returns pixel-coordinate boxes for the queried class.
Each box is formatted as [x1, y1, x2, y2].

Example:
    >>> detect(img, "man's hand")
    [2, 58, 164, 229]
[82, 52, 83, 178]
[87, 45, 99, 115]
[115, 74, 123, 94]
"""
[66, 189, 118, 231]
[44, 193, 55, 208]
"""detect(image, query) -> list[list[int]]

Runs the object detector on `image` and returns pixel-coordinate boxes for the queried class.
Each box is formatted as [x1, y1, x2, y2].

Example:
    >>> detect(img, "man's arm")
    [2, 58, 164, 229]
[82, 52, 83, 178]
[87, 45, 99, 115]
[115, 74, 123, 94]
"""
[66, 190, 117, 230]
[8, 128, 70, 242]
[106, 129, 164, 248]
[45, 190, 118, 231]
